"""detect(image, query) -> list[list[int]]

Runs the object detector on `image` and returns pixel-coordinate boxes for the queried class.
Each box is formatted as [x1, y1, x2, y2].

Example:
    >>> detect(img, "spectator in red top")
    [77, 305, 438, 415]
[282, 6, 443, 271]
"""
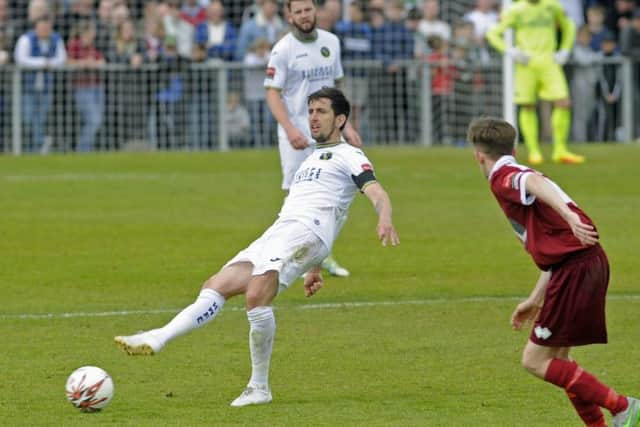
[181, 0, 207, 26]
[67, 20, 105, 152]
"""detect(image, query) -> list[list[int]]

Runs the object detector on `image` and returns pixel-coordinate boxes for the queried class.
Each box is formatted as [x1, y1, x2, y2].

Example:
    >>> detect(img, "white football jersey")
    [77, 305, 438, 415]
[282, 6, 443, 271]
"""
[264, 29, 344, 142]
[278, 141, 376, 248]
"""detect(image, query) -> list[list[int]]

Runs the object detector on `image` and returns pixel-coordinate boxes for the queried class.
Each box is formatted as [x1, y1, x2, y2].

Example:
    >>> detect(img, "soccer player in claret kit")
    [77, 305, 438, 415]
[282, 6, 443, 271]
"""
[115, 88, 399, 407]
[467, 117, 640, 427]
[486, 0, 584, 165]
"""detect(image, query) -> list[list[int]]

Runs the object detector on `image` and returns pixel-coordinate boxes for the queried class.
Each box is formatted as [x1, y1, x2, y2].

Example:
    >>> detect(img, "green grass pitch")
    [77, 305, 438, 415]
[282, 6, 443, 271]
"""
[0, 144, 639, 426]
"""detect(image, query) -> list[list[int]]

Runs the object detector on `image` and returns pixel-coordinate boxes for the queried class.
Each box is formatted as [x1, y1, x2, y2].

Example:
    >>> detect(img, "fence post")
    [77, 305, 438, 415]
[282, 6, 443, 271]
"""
[11, 67, 22, 156]
[217, 65, 229, 152]
[420, 62, 433, 146]
[621, 57, 633, 143]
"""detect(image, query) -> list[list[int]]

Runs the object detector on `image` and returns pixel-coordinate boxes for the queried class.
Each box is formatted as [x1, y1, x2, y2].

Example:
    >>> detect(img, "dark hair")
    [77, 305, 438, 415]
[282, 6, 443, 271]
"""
[308, 86, 351, 130]
[467, 117, 517, 159]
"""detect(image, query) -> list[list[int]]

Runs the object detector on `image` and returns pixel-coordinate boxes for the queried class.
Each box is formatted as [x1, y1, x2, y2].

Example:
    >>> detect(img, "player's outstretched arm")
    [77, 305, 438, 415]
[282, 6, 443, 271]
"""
[524, 174, 599, 246]
[511, 270, 550, 330]
[363, 182, 399, 247]
[303, 265, 323, 297]
[266, 87, 309, 149]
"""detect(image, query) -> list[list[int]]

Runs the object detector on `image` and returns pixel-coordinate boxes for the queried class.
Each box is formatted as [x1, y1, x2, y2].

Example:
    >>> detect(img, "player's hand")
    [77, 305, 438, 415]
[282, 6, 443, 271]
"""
[565, 211, 599, 246]
[343, 124, 363, 148]
[552, 49, 570, 66]
[377, 222, 400, 247]
[303, 270, 323, 297]
[286, 126, 309, 150]
[506, 47, 529, 65]
[511, 299, 541, 330]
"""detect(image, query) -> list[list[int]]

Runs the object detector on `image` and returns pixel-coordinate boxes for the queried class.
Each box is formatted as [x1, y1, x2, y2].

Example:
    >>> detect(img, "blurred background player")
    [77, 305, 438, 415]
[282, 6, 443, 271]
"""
[468, 117, 639, 427]
[486, 0, 584, 165]
[115, 87, 399, 408]
[265, 0, 362, 277]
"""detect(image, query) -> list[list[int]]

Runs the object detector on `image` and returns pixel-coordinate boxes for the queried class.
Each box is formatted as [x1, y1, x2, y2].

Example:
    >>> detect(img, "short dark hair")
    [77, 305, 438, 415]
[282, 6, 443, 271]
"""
[467, 117, 517, 159]
[308, 86, 351, 130]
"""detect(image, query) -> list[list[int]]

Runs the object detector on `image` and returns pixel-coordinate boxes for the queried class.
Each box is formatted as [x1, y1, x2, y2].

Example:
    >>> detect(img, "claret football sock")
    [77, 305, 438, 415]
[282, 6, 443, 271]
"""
[566, 391, 606, 426]
[247, 306, 276, 388]
[545, 359, 629, 415]
[150, 288, 226, 346]
[519, 108, 541, 158]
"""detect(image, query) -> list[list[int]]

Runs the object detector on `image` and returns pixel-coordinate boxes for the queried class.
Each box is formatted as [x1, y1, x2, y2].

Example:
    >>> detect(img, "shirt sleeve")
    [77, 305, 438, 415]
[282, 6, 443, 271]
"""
[491, 169, 536, 206]
[554, 3, 576, 52]
[486, 7, 516, 53]
[14, 35, 47, 67]
[264, 40, 287, 90]
[344, 148, 377, 192]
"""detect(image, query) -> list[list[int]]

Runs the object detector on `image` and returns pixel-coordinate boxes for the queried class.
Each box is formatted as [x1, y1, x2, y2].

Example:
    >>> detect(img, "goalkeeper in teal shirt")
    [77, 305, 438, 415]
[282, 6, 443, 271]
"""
[487, 0, 585, 165]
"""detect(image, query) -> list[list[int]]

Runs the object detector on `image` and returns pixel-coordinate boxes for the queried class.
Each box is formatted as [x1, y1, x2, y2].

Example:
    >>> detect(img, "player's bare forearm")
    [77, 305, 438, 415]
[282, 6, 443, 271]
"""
[524, 174, 598, 245]
[266, 88, 295, 131]
[363, 182, 399, 246]
[529, 270, 551, 305]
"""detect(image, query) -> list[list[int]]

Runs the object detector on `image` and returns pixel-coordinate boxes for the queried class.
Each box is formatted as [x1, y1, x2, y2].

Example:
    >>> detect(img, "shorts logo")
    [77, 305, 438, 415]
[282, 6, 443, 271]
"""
[534, 326, 552, 340]
[266, 67, 276, 78]
[320, 47, 330, 57]
[319, 152, 332, 160]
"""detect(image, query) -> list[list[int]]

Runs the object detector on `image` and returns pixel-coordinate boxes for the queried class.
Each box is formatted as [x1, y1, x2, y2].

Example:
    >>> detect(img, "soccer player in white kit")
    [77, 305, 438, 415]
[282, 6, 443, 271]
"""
[114, 87, 399, 407]
[265, 0, 362, 277]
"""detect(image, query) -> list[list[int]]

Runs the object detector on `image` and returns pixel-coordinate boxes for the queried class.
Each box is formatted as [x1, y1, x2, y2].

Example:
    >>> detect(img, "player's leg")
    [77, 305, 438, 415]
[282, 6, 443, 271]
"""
[540, 63, 585, 164]
[114, 263, 252, 355]
[230, 271, 279, 407]
[521, 344, 607, 426]
[515, 64, 543, 165]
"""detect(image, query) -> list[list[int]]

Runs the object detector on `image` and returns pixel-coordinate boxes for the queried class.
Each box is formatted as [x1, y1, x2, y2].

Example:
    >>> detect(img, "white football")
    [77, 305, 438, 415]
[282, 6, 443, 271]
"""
[65, 366, 114, 412]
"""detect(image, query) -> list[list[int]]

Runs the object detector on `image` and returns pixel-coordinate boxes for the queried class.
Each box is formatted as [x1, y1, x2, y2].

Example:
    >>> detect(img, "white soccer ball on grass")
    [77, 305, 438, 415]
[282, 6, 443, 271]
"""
[65, 366, 114, 412]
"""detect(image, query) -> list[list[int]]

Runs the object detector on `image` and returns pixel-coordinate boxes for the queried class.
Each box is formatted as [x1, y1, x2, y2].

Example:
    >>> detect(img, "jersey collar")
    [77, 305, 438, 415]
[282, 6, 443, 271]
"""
[316, 140, 343, 149]
[292, 28, 318, 43]
[488, 155, 516, 180]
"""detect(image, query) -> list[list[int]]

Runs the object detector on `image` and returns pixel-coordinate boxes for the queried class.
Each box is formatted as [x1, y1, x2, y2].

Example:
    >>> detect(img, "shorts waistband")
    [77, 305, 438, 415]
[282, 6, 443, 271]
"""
[556, 244, 603, 268]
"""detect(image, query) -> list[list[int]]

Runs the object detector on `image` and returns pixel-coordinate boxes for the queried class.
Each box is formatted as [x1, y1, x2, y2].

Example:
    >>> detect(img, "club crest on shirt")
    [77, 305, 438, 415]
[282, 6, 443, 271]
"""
[319, 152, 332, 160]
[320, 46, 330, 57]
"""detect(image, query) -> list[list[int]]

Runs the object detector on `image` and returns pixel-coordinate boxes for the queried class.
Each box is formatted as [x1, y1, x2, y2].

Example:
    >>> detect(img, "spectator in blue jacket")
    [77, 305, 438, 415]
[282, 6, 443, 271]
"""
[235, 0, 284, 61]
[14, 15, 66, 153]
[335, 0, 373, 133]
[194, 0, 238, 62]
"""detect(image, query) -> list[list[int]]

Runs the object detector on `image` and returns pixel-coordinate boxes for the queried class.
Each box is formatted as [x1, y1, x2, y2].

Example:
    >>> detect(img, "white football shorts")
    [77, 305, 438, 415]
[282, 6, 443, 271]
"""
[224, 219, 329, 292]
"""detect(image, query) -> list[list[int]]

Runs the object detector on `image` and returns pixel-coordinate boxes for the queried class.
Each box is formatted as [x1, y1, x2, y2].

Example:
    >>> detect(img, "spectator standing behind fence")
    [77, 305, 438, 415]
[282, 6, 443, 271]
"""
[163, 0, 197, 59]
[195, 0, 238, 62]
[0, 0, 17, 51]
[96, 0, 115, 55]
[418, 0, 451, 42]
[244, 38, 274, 147]
[14, 15, 66, 153]
[596, 31, 622, 143]
[66, 21, 105, 152]
[106, 19, 146, 148]
[604, 0, 634, 39]
[334, 0, 372, 134]
[571, 25, 601, 143]
[587, 5, 608, 52]
[426, 35, 454, 144]
[58, 0, 96, 43]
[235, 0, 285, 61]
[225, 90, 251, 147]
[620, 9, 640, 140]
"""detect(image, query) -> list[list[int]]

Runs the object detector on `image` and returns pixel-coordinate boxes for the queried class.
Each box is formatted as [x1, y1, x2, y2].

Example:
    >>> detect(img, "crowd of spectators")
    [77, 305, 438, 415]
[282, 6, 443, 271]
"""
[0, 0, 639, 152]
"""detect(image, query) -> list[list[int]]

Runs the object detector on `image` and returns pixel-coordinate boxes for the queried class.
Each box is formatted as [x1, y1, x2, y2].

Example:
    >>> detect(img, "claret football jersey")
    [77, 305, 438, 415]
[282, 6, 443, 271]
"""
[489, 156, 596, 270]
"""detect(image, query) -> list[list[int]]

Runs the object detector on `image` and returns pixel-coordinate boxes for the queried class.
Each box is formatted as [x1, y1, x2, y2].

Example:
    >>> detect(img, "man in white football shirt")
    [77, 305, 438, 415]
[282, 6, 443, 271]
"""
[265, 0, 362, 277]
[114, 87, 399, 408]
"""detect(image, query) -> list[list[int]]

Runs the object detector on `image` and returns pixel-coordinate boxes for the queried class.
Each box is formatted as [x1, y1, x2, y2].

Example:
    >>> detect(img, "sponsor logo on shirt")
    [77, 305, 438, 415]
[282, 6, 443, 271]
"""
[266, 67, 276, 77]
[301, 65, 334, 82]
[534, 326, 552, 340]
[320, 46, 330, 57]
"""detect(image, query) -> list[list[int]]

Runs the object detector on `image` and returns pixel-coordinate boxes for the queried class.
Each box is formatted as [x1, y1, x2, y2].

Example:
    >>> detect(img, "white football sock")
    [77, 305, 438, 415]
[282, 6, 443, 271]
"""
[150, 288, 225, 346]
[247, 306, 276, 388]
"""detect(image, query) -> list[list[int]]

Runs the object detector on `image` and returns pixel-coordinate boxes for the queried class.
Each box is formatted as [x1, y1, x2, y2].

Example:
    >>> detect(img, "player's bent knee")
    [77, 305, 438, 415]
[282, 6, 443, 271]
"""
[521, 350, 548, 378]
